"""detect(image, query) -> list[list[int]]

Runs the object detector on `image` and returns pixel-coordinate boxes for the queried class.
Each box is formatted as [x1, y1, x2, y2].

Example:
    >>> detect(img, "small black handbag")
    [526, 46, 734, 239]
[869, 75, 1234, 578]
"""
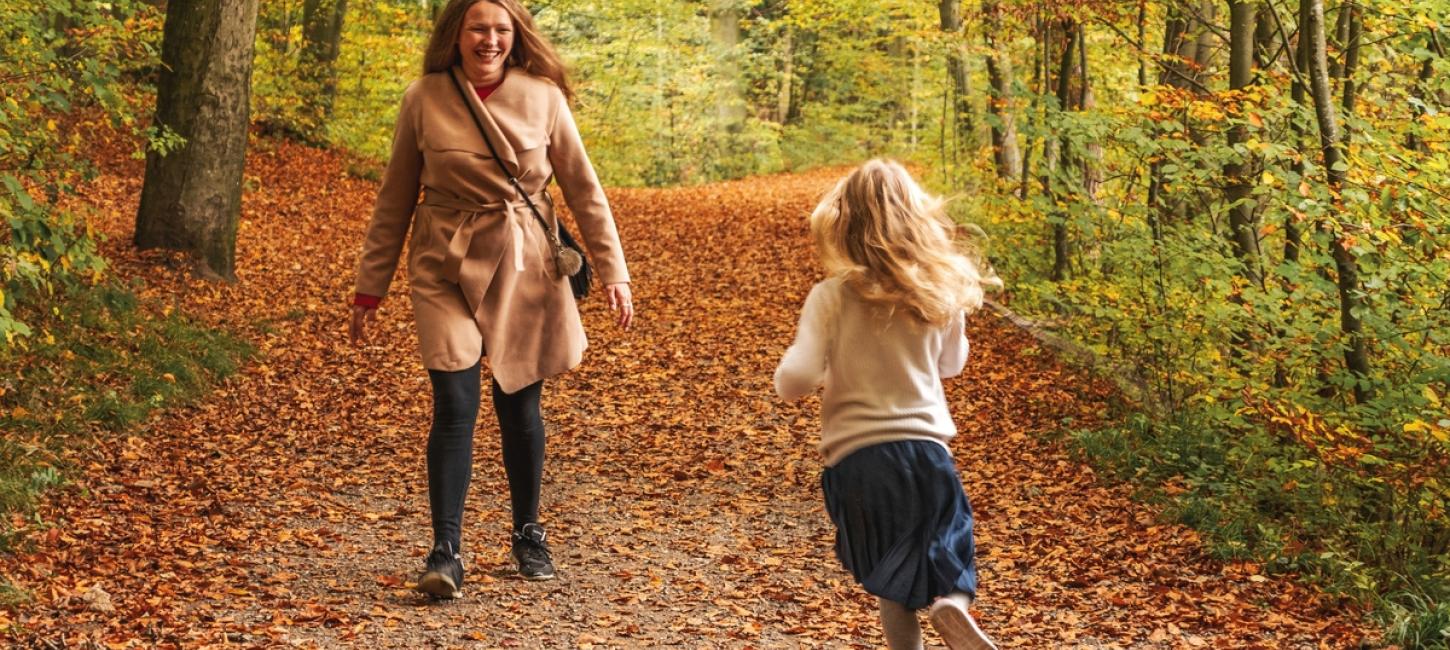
[450, 72, 592, 299]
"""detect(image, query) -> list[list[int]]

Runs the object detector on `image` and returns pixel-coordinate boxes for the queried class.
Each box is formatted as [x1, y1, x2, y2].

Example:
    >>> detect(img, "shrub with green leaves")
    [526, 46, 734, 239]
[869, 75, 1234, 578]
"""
[0, 0, 163, 346]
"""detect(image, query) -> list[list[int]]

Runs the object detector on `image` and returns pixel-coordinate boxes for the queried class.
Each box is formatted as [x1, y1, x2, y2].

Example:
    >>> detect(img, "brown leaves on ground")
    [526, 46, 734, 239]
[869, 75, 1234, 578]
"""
[0, 131, 1376, 648]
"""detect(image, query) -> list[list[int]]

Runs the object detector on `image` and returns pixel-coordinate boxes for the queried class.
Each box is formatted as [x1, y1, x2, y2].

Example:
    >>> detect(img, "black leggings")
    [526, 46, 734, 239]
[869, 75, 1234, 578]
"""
[426, 362, 545, 552]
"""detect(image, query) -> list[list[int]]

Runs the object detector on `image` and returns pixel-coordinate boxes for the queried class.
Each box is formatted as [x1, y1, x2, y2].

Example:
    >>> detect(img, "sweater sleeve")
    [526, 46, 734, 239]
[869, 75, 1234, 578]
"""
[548, 92, 629, 285]
[354, 84, 423, 300]
[938, 310, 969, 379]
[775, 282, 834, 401]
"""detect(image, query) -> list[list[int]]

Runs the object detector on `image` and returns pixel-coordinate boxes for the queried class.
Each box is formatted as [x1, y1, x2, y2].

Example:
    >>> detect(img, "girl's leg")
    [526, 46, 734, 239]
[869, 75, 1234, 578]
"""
[878, 598, 924, 650]
[426, 362, 482, 552]
[928, 591, 997, 650]
[490, 379, 545, 529]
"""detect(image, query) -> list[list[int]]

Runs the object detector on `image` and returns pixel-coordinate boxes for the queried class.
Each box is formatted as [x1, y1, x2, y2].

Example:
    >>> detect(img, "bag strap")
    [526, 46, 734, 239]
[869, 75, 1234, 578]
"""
[448, 71, 566, 255]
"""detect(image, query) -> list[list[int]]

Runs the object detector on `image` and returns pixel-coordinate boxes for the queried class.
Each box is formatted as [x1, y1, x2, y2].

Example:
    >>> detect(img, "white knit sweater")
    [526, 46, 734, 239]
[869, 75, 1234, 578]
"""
[774, 277, 968, 466]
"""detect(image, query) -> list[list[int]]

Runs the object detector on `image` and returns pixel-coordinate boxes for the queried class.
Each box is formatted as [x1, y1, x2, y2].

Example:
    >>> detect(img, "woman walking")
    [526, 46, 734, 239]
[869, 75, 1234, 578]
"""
[349, 0, 632, 598]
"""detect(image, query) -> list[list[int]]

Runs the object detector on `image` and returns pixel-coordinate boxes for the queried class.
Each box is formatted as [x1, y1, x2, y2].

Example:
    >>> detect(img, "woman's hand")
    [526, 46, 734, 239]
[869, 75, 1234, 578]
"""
[605, 283, 634, 330]
[350, 304, 377, 346]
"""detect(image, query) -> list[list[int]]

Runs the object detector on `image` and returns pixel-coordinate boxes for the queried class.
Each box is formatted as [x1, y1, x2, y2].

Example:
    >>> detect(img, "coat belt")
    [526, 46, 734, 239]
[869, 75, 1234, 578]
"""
[422, 189, 550, 311]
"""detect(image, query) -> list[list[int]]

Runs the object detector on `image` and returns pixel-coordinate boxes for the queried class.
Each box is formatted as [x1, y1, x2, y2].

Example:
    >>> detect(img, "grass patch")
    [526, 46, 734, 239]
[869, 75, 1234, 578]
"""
[1064, 411, 1449, 648]
[0, 281, 251, 552]
[0, 579, 28, 608]
[1382, 596, 1450, 650]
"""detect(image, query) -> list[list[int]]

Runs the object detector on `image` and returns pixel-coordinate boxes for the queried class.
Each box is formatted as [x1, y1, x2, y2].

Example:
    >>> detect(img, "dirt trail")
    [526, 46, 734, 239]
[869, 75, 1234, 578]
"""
[3, 136, 1373, 648]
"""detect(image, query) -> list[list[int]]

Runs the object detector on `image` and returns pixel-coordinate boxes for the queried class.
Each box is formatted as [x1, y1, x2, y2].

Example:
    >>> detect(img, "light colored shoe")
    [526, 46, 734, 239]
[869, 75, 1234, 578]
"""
[928, 595, 998, 650]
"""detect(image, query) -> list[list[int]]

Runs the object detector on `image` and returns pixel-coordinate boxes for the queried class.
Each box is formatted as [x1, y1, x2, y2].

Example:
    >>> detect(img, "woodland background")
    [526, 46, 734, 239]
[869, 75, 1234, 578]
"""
[1, 0, 1447, 646]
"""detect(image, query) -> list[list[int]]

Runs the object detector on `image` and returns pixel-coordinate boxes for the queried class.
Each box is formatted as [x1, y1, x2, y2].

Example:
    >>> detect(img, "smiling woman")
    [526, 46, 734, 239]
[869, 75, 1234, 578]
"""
[421, 0, 574, 101]
[455, 2, 512, 85]
[348, 0, 633, 600]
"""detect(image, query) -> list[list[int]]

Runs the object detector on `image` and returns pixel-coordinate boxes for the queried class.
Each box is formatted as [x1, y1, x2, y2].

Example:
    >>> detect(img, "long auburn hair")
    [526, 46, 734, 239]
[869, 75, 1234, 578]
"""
[810, 159, 1001, 326]
[422, 0, 574, 102]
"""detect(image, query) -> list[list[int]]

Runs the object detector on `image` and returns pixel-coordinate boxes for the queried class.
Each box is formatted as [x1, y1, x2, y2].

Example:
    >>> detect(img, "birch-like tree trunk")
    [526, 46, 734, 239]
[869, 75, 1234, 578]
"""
[982, 0, 1020, 179]
[939, 0, 975, 153]
[1304, 0, 1372, 401]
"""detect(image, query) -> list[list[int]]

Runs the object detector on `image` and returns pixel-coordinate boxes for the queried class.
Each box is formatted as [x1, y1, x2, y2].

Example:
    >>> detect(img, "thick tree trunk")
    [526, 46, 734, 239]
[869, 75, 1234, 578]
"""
[939, 0, 975, 151]
[301, 0, 348, 122]
[135, 0, 260, 281]
[1304, 0, 1371, 401]
[982, 0, 1020, 179]
[1225, 0, 1261, 286]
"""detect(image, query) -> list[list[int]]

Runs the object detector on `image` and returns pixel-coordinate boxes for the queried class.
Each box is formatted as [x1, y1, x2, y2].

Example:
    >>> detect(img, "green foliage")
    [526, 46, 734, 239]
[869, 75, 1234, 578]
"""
[252, 0, 960, 185]
[1384, 595, 1450, 650]
[0, 0, 162, 346]
[962, 3, 1450, 642]
[0, 282, 251, 552]
[253, 0, 423, 152]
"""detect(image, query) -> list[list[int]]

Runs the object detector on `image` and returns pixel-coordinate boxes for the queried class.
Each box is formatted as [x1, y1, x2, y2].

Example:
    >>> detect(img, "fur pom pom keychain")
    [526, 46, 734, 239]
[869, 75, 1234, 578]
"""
[555, 244, 584, 277]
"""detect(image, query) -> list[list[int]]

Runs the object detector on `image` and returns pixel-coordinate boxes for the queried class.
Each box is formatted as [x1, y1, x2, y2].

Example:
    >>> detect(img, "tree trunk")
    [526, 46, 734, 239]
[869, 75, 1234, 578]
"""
[135, 0, 260, 281]
[1225, 0, 1261, 286]
[1405, 32, 1441, 152]
[1019, 14, 1046, 199]
[939, 0, 975, 153]
[1152, 3, 1212, 224]
[301, 0, 347, 123]
[50, 2, 81, 63]
[1286, 0, 1309, 263]
[711, 2, 745, 128]
[1050, 20, 1077, 282]
[1077, 23, 1102, 202]
[777, 28, 794, 125]
[1329, 0, 1349, 81]
[1338, 1, 1361, 119]
[1191, 1, 1217, 72]
[982, 0, 1020, 179]
[1160, 5, 1193, 87]
[1137, 0, 1148, 87]
[1304, 0, 1371, 401]
[1253, 1, 1276, 71]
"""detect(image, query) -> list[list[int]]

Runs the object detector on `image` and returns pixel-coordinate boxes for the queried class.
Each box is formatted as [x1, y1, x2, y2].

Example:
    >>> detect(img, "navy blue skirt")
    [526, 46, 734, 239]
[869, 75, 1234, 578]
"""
[821, 440, 978, 610]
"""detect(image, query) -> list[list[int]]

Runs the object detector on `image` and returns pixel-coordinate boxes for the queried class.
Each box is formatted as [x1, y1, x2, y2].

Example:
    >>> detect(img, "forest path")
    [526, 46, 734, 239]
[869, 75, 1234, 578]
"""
[3, 137, 1373, 648]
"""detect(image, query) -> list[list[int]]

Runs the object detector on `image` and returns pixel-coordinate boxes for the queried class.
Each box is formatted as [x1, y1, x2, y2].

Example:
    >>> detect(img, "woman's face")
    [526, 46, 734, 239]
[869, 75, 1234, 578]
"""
[457, 1, 514, 84]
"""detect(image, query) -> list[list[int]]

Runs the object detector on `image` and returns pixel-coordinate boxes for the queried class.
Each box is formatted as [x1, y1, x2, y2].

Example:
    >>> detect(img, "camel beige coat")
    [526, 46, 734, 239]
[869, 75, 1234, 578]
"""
[354, 67, 629, 392]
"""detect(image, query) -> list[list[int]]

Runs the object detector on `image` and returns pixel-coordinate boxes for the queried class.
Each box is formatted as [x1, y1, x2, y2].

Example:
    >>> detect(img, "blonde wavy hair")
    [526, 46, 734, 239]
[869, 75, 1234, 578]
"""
[810, 159, 1001, 326]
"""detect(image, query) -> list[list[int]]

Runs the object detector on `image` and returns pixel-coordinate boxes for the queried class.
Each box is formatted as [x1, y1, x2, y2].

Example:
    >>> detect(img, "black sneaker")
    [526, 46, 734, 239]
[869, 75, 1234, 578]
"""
[511, 523, 556, 580]
[415, 542, 464, 599]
